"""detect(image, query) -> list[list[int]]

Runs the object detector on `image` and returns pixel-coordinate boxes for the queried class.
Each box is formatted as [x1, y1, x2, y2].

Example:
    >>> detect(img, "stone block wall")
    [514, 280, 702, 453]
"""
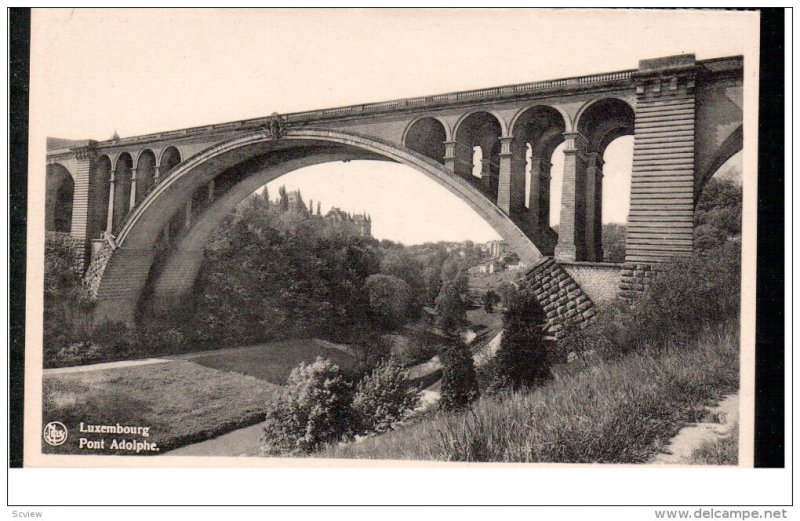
[83, 241, 114, 298]
[560, 261, 623, 304]
[618, 263, 660, 300]
[524, 258, 596, 338]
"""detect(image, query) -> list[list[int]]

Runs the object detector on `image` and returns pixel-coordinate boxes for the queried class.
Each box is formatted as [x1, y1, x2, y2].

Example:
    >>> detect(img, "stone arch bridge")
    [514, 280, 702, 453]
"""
[44, 54, 743, 325]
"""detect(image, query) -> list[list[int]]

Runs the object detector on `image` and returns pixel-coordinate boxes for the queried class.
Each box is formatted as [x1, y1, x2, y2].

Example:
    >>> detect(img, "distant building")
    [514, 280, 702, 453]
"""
[486, 240, 507, 259]
[324, 207, 372, 238]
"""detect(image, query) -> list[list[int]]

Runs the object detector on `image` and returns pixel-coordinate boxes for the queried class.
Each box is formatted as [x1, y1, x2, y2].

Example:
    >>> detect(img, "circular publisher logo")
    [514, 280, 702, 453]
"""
[43, 421, 68, 446]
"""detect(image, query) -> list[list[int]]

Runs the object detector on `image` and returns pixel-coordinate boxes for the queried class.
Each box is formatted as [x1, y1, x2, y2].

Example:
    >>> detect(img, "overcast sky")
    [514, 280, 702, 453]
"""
[32, 8, 754, 244]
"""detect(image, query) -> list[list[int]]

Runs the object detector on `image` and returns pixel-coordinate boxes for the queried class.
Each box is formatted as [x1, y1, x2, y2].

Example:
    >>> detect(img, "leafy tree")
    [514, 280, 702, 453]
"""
[261, 358, 355, 455]
[434, 270, 469, 335]
[493, 288, 551, 389]
[496, 281, 516, 307]
[482, 290, 499, 314]
[439, 340, 479, 411]
[352, 359, 420, 434]
[694, 177, 742, 252]
[602, 223, 627, 263]
[365, 274, 413, 329]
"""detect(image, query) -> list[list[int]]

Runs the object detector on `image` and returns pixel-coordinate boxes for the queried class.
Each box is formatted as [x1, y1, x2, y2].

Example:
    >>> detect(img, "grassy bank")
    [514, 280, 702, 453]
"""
[43, 361, 278, 455]
[320, 321, 739, 463]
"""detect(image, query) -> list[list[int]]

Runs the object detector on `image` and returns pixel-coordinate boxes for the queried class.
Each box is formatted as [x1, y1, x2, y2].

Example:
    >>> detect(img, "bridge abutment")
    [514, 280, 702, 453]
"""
[626, 54, 697, 264]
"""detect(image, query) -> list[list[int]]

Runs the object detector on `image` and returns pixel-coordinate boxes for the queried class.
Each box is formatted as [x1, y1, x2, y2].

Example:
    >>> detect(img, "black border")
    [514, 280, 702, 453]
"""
[754, 7, 787, 470]
[9, 6, 30, 470]
[6, 5, 790, 506]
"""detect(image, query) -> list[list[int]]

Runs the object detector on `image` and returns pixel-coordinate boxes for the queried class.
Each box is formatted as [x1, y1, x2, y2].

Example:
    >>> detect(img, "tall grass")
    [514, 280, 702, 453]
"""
[320, 321, 739, 463]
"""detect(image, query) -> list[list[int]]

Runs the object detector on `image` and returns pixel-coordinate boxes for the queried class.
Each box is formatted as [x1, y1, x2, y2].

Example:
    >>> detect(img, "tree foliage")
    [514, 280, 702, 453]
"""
[439, 340, 479, 411]
[492, 289, 552, 390]
[434, 270, 470, 335]
[352, 359, 420, 434]
[261, 357, 355, 455]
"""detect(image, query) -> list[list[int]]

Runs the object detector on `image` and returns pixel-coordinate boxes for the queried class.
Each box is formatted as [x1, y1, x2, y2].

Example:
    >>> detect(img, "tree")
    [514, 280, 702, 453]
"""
[352, 360, 420, 434]
[435, 270, 469, 335]
[602, 223, 627, 263]
[496, 281, 516, 307]
[482, 290, 499, 314]
[365, 274, 413, 329]
[493, 289, 552, 390]
[439, 340, 479, 411]
[694, 177, 742, 252]
[261, 358, 355, 455]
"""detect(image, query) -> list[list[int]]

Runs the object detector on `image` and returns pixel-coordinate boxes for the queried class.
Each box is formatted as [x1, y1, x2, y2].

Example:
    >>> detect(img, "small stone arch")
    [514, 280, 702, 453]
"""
[135, 149, 158, 204]
[45, 163, 74, 233]
[158, 146, 182, 175]
[572, 95, 635, 135]
[113, 152, 134, 231]
[402, 117, 448, 164]
[575, 97, 635, 153]
[453, 111, 504, 197]
[91, 155, 113, 238]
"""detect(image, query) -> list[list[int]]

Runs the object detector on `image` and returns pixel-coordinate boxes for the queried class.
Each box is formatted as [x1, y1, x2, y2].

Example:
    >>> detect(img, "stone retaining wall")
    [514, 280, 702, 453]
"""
[83, 241, 114, 298]
[524, 258, 596, 337]
[560, 261, 623, 304]
[618, 263, 660, 300]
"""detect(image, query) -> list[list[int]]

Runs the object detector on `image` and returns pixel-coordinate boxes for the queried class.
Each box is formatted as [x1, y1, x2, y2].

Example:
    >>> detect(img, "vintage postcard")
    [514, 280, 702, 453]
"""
[23, 8, 762, 471]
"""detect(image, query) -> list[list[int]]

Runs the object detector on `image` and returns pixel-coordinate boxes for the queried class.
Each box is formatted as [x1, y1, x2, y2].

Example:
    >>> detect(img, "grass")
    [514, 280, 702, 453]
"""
[688, 423, 739, 465]
[43, 361, 278, 455]
[319, 321, 739, 463]
[189, 339, 358, 385]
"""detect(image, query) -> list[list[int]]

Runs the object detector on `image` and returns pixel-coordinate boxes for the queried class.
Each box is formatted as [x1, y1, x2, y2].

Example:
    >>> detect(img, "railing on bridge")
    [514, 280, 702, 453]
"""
[90, 69, 636, 149]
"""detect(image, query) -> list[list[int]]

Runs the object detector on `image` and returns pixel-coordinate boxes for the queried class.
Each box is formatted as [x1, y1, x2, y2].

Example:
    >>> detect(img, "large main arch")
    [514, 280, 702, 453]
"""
[90, 128, 544, 324]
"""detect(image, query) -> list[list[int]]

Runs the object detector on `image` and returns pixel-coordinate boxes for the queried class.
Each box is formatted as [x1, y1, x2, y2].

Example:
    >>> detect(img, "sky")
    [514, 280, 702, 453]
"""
[32, 8, 755, 244]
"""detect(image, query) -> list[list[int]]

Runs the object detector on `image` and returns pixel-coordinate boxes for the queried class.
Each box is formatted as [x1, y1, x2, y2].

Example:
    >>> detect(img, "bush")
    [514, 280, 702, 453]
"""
[261, 357, 355, 455]
[489, 289, 552, 390]
[439, 340, 479, 411]
[561, 243, 741, 360]
[352, 360, 420, 434]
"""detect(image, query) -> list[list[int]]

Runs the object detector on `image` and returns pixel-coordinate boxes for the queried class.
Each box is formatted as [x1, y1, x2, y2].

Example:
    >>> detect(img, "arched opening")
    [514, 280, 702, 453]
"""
[45, 163, 73, 233]
[511, 105, 566, 252]
[403, 117, 446, 164]
[454, 112, 502, 199]
[136, 149, 157, 204]
[97, 129, 543, 326]
[160, 146, 181, 176]
[574, 98, 635, 261]
[113, 153, 134, 232]
[694, 150, 742, 252]
[600, 135, 633, 263]
[92, 155, 112, 238]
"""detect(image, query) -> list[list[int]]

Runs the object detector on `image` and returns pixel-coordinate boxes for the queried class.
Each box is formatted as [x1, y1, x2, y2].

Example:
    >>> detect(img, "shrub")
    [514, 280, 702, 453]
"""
[389, 331, 440, 366]
[489, 289, 552, 390]
[261, 357, 355, 455]
[352, 360, 420, 434]
[439, 340, 479, 411]
[561, 243, 741, 359]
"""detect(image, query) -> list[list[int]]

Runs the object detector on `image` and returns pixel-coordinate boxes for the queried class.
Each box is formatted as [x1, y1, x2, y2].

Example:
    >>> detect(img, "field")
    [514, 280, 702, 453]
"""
[42, 339, 359, 455]
[320, 321, 739, 462]
[189, 339, 358, 385]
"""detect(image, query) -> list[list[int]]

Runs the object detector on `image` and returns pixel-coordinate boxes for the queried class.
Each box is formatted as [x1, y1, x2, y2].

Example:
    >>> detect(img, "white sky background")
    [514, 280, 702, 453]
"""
[36, 8, 750, 244]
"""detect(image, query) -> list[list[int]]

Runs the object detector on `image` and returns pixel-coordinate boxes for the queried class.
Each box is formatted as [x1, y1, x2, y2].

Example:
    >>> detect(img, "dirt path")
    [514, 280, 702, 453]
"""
[165, 423, 265, 457]
[650, 393, 739, 465]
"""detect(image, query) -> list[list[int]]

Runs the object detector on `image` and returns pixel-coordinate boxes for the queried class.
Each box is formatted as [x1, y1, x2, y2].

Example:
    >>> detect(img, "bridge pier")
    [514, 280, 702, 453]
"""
[554, 132, 588, 262]
[626, 54, 697, 263]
